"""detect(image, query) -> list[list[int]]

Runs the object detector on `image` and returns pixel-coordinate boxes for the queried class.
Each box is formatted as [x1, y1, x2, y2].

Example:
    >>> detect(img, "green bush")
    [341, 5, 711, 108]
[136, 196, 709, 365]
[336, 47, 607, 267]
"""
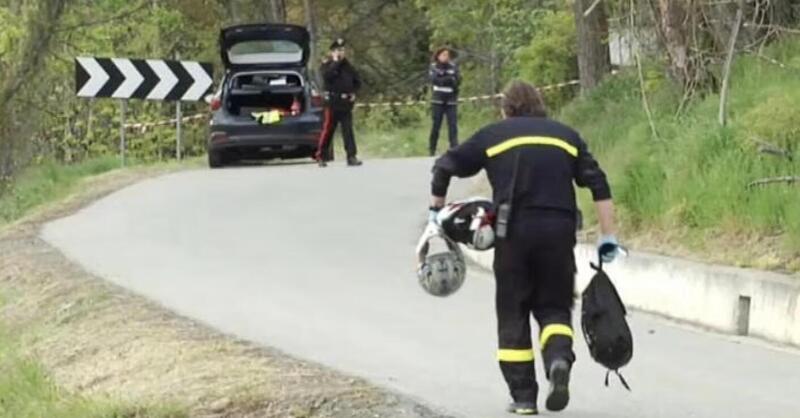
[740, 93, 800, 151]
[515, 10, 578, 109]
[616, 157, 667, 227]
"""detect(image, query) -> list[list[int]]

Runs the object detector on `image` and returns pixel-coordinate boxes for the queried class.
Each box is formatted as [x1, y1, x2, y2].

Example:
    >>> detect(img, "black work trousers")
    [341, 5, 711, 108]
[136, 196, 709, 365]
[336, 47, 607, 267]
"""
[428, 103, 458, 156]
[316, 107, 357, 161]
[493, 210, 577, 404]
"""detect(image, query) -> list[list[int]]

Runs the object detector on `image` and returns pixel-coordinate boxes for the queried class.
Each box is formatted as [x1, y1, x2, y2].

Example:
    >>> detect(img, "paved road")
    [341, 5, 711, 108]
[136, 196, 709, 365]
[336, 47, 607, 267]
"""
[43, 158, 800, 418]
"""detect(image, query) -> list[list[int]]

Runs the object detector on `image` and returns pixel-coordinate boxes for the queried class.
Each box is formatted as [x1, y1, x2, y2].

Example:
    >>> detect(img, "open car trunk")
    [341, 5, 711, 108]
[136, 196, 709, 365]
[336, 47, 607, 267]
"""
[225, 71, 306, 119]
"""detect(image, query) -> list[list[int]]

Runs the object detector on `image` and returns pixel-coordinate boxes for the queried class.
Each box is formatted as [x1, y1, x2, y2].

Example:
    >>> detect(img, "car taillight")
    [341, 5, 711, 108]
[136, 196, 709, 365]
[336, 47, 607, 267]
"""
[210, 132, 228, 143]
[311, 93, 324, 107]
[210, 97, 221, 111]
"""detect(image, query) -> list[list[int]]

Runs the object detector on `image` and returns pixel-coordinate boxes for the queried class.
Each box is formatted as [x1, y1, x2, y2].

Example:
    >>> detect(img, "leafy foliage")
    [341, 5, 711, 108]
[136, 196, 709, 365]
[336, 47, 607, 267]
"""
[515, 9, 578, 109]
[562, 42, 800, 269]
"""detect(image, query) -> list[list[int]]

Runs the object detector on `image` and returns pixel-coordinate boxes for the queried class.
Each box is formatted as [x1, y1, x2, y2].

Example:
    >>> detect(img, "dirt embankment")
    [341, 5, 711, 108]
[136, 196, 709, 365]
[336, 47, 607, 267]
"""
[0, 167, 450, 418]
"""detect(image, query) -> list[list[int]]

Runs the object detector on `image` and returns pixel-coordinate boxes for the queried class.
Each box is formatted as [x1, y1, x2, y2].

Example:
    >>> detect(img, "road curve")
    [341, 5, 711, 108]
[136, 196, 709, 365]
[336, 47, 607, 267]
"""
[43, 158, 800, 418]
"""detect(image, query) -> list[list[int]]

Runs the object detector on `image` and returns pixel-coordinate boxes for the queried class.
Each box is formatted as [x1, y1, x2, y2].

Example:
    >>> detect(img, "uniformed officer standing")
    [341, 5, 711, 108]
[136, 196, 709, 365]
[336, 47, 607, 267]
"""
[316, 38, 363, 167]
[428, 47, 461, 156]
[428, 80, 621, 415]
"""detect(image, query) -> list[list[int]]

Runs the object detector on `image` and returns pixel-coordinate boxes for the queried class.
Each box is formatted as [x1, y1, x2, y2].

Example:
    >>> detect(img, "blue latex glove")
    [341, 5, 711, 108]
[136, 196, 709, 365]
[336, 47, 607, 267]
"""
[428, 207, 441, 224]
[598, 235, 620, 263]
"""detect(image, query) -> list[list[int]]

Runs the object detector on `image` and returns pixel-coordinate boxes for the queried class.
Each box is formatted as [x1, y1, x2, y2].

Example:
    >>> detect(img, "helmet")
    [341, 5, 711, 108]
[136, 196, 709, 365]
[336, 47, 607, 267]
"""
[415, 224, 467, 297]
[436, 197, 496, 251]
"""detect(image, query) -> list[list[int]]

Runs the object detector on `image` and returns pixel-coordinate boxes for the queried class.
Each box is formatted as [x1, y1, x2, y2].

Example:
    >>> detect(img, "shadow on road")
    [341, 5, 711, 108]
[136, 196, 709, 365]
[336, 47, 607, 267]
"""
[217, 158, 318, 169]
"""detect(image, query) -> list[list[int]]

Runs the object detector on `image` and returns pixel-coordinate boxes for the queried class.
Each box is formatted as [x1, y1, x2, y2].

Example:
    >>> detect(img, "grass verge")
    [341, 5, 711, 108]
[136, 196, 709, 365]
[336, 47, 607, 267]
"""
[0, 327, 183, 418]
[355, 102, 497, 158]
[0, 156, 203, 227]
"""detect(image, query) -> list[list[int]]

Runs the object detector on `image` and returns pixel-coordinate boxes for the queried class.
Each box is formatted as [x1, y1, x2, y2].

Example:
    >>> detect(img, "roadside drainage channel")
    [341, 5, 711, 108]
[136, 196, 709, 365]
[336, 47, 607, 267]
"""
[462, 244, 800, 347]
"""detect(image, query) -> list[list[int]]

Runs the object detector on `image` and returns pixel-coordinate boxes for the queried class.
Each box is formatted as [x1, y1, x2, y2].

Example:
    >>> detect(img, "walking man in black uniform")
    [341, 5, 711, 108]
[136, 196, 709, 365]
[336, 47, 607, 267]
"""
[428, 47, 461, 156]
[428, 81, 621, 415]
[316, 38, 363, 167]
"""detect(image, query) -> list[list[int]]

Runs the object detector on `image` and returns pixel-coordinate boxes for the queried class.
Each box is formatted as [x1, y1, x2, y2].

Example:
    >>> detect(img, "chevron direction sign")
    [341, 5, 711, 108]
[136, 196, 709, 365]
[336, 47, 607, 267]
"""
[75, 57, 213, 102]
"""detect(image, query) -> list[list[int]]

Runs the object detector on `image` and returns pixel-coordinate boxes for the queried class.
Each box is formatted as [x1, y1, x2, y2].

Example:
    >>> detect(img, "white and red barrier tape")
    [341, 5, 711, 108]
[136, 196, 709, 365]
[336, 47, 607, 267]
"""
[124, 113, 208, 132]
[121, 78, 582, 133]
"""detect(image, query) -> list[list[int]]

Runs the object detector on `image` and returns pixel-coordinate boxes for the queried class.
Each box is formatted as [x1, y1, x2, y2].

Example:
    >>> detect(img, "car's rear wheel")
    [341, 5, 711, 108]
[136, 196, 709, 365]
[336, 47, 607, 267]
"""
[208, 150, 227, 168]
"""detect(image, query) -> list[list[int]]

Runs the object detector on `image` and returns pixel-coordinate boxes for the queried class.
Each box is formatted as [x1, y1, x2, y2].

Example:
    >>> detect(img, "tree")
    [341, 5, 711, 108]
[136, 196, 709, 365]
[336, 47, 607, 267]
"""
[0, 0, 72, 183]
[303, 0, 319, 85]
[655, 0, 690, 87]
[417, 0, 546, 95]
[572, 0, 611, 92]
[270, 0, 286, 23]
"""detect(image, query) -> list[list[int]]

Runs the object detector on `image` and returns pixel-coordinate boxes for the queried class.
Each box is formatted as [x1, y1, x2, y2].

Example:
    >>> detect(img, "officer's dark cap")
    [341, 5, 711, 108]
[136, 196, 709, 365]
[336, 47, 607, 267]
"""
[330, 38, 346, 50]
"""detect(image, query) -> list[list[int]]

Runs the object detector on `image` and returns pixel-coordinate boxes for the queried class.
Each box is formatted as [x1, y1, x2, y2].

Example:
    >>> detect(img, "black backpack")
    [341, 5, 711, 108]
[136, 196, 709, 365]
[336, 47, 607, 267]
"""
[581, 258, 633, 390]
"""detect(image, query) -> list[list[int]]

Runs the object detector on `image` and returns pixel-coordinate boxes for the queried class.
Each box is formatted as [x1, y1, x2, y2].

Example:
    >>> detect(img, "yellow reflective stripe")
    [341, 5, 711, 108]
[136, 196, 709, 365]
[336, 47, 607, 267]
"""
[540, 324, 574, 348]
[485, 136, 578, 158]
[497, 348, 535, 362]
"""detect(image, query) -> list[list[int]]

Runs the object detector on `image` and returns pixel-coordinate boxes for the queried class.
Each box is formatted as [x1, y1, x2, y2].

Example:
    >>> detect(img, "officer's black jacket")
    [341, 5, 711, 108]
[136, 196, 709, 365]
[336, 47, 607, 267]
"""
[431, 116, 611, 214]
[321, 58, 362, 110]
[429, 62, 460, 104]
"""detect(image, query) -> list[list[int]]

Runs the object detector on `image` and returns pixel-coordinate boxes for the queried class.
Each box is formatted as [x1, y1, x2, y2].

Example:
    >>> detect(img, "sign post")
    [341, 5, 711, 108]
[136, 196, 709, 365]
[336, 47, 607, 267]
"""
[120, 100, 127, 166]
[175, 53, 183, 161]
[176, 100, 183, 161]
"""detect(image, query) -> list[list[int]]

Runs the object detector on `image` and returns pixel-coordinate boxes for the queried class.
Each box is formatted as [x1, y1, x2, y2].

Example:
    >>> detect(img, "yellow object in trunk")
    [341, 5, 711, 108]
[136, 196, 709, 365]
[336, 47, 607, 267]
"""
[252, 110, 282, 125]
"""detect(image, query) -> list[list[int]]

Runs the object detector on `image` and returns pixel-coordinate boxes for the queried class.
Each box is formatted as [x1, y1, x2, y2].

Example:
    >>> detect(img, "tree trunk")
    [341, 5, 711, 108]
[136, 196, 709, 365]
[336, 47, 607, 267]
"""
[718, 0, 745, 127]
[703, 1, 756, 52]
[0, 0, 71, 182]
[656, 0, 692, 87]
[226, 0, 240, 24]
[270, 0, 286, 23]
[573, 0, 611, 92]
[303, 0, 321, 86]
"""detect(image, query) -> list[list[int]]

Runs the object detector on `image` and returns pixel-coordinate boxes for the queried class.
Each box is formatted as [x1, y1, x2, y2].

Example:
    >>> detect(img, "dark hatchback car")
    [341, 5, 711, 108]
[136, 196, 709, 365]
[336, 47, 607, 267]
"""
[207, 24, 324, 168]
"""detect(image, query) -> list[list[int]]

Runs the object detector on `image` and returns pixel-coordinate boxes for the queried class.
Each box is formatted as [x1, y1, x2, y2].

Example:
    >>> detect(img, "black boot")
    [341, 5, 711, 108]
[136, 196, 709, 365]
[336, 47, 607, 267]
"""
[347, 156, 363, 166]
[545, 360, 571, 412]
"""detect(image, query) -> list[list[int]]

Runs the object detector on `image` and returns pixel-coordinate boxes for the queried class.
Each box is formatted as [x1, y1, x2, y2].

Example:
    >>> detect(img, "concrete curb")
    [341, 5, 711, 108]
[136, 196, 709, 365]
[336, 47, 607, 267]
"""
[463, 244, 800, 347]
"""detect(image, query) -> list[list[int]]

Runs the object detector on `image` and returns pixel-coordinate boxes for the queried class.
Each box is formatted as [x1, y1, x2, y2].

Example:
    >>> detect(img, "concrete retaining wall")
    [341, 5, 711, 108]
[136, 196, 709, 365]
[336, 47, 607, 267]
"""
[464, 244, 800, 347]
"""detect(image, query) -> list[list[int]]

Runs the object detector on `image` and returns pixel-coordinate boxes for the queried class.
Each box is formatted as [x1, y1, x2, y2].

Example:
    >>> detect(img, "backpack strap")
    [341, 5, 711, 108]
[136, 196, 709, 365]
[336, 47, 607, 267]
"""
[605, 369, 632, 391]
[589, 260, 628, 316]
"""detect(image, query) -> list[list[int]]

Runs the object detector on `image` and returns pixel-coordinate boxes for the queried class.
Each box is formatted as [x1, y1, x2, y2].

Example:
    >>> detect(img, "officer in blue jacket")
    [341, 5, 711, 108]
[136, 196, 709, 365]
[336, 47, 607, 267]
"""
[428, 47, 461, 156]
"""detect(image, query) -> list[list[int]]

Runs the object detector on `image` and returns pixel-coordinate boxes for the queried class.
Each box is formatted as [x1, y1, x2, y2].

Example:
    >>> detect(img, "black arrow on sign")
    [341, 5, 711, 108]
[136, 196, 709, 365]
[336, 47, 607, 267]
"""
[164, 60, 192, 102]
[75, 59, 90, 95]
[130, 59, 158, 100]
[95, 58, 124, 98]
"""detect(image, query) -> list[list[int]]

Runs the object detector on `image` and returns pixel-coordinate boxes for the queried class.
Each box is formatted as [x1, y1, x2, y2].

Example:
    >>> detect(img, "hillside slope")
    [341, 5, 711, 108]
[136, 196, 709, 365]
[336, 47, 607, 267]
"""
[564, 39, 800, 273]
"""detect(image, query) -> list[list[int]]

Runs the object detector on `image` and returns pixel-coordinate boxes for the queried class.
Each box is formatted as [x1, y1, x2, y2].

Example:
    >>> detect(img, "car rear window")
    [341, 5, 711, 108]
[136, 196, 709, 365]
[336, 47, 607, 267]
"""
[228, 40, 303, 65]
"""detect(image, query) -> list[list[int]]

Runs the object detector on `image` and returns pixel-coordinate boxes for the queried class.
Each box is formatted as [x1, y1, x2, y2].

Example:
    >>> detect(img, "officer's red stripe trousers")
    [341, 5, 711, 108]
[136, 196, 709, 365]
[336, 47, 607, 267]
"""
[315, 107, 333, 160]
